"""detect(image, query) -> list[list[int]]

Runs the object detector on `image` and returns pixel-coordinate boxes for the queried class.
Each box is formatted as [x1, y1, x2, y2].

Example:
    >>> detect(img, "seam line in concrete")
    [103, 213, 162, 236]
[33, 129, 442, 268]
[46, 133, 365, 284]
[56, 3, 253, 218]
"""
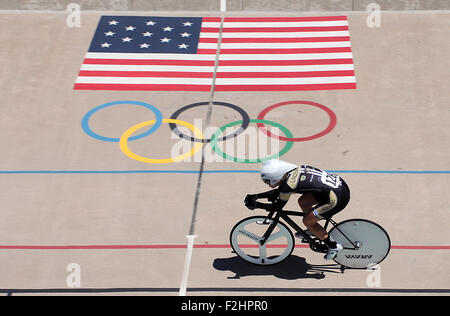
[187, 14, 225, 237]
[180, 14, 225, 297]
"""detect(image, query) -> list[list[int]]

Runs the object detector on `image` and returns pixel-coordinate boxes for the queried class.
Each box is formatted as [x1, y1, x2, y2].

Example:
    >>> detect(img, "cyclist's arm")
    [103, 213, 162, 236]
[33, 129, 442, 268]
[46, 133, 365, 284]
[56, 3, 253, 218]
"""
[255, 189, 279, 201]
[245, 184, 291, 210]
[271, 182, 293, 211]
[245, 189, 280, 210]
[245, 189, 278, 205]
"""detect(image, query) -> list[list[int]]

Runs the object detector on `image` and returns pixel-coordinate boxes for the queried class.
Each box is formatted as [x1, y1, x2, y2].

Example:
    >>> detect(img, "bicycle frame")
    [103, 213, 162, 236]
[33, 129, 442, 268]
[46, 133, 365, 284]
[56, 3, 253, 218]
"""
[259, 208, 359, 251]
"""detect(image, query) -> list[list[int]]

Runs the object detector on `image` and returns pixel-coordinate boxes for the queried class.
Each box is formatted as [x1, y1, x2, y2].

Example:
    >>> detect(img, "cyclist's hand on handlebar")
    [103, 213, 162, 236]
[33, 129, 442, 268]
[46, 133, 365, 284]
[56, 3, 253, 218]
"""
[244, 194, 257, 210]
[245, 194, 257, 203]
[245, 203, 256, 210]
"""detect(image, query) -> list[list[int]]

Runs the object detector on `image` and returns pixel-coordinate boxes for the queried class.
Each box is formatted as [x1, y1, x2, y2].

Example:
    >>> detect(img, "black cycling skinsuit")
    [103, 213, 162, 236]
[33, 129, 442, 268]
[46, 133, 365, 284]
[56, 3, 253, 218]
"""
[250, 165, 350, 219]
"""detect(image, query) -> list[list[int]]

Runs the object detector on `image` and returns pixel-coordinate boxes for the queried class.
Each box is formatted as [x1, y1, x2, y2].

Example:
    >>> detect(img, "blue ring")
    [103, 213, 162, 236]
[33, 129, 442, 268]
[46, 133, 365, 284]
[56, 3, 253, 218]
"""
[81, 101, 163, 142]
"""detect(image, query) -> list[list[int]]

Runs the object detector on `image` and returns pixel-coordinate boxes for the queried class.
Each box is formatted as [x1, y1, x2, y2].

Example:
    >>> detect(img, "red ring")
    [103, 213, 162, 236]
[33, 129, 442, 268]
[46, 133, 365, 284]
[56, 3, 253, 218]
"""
[256, 100, 337, 142]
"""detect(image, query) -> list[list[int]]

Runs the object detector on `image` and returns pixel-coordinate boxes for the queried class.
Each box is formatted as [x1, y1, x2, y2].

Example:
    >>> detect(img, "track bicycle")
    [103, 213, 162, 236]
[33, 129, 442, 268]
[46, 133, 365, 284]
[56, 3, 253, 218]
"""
[230, 200, 391, 270]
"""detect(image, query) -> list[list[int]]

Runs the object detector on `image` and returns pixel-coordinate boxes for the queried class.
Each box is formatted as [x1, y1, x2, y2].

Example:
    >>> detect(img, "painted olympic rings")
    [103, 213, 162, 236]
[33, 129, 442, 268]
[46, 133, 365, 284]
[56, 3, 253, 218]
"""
[169, 101, 250, 143]
[120, 119, 204, 164]
[81, 100, 337, 164]
[210, 119, 294, 163]
[82, 101, 163, 142]
[257, 100, 337, 142]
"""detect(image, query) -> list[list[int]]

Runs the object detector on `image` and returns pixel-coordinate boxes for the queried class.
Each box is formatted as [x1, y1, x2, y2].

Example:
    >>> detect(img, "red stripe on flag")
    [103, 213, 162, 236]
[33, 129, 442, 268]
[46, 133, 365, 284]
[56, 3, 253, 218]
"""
[219, 58, 354, 66]
[218, 47, 352, 54]
[74, 83, 212, 91]
[216, 70, 355, 78]
[78, 71, 214, 78]
[202, 17, 222, 22]
[220, 36, 351, 43]
[221, 26, 349, 33]
[83, 58, 215, 66]
[199, 37, 219, 43]
[224, 16, 348, 22]
[214, 83, 357, 91]
[197, 49, 218, 54]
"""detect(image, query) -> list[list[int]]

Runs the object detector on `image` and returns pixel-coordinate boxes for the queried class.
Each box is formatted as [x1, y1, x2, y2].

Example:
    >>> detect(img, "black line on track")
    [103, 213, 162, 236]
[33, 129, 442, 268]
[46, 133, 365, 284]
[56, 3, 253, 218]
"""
[2, 287, 449, 295]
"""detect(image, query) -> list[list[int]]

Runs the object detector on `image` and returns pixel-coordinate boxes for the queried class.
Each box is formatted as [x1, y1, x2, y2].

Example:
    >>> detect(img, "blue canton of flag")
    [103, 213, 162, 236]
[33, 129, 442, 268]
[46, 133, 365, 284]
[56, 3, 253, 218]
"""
[89, 16, 203, 54]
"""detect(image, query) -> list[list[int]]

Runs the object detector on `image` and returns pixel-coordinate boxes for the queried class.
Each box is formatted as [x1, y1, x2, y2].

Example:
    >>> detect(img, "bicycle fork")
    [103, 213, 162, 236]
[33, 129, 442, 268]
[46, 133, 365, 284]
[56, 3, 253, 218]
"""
[258, 211, 279, 246]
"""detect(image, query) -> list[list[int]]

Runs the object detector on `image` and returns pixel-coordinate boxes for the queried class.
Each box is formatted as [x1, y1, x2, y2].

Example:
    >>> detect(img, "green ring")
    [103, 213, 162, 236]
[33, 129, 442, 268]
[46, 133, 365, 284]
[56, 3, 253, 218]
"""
[210, 119, 294, 163]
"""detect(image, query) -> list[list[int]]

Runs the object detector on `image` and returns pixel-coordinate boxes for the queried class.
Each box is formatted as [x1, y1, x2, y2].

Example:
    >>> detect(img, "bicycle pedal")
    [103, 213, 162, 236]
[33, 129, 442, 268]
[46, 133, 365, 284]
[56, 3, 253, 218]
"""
[309, 240, 328, 253]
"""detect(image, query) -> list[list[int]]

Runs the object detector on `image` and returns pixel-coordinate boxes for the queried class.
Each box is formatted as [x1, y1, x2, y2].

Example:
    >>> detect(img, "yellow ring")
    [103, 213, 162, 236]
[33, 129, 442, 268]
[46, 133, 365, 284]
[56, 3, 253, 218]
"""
[119, 119, 204, 164]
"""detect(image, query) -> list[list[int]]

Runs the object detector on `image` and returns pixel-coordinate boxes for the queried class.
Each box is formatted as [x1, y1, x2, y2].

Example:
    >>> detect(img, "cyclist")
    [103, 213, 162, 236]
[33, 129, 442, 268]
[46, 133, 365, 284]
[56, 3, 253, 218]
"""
[244, 159, 351, 260]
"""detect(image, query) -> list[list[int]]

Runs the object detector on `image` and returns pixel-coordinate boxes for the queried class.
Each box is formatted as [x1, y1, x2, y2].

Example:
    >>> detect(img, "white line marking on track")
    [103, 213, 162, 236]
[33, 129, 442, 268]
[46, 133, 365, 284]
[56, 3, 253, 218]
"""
[220, 0, 227, 12]
[179, 235, 198, 296]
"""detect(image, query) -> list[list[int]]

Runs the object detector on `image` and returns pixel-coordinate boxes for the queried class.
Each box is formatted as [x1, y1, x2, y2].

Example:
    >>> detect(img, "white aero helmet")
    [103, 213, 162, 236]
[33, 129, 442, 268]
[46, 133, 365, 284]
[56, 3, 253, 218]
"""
[260, 159, 297, 186]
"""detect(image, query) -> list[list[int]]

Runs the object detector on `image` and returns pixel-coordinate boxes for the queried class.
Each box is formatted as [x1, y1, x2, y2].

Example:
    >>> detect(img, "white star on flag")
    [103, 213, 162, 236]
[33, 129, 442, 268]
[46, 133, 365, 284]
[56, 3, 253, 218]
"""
[180, 32, 191, 37]
[163, 27, 174, 32]
[146, 21, 156, 26]
[125, 26, 136, 31]
[178, 43, 189, 49]
[100, 42, 111, 48]
[160, 37, 171, 43]
[142, 32, 153, 37]
[121, 37, 133, 42]
[183, 22, 193, 26]
[140, 43, 151, 48]
[104, 31, 115, 36]
[108, 20, 119, 25]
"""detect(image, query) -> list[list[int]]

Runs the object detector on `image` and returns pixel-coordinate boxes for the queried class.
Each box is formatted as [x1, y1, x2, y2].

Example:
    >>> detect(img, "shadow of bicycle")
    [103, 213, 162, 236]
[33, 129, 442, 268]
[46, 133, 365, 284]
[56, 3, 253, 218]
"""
[213, 255, 342, 280]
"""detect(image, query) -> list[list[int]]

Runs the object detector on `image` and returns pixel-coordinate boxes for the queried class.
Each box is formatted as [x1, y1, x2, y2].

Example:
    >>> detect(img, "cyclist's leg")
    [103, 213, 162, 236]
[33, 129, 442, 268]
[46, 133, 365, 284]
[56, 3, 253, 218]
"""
[307, 185, 350, 259]
[303, 210, 328, 240]
[300, 191, 330, 239]
[297, 192, 318, 214]
[303, 188, 347, 240]
[320, 181, 351, 220]
[298, 186, 350, 240]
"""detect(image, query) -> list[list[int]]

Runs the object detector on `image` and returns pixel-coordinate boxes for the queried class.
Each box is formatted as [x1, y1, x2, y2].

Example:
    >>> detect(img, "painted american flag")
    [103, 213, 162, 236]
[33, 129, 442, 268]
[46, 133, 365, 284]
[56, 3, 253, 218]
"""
[74, 16, 356, 91]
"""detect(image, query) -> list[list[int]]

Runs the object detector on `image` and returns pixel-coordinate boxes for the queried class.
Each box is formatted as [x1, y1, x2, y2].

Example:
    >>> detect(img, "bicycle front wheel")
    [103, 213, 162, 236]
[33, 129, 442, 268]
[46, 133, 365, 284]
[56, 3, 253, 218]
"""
[329, 219, 391, 269]
[230, 216, 295, 266]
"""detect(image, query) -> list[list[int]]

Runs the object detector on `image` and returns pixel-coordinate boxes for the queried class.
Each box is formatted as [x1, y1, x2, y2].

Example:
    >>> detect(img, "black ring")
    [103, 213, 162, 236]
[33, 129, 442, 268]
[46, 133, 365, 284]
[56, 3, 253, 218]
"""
[169, 101, 250, 143]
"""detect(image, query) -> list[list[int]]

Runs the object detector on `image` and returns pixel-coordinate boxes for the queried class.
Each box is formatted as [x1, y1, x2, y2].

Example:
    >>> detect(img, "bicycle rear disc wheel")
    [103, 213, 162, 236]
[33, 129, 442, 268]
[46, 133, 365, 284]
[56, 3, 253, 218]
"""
[230, 216, 295, 266]
[329, 219, 391, 269]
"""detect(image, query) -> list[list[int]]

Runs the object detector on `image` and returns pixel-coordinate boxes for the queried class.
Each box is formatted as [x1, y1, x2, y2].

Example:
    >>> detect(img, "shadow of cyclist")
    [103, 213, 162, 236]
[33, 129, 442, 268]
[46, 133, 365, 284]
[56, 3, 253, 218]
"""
[213, 255, 341, 280]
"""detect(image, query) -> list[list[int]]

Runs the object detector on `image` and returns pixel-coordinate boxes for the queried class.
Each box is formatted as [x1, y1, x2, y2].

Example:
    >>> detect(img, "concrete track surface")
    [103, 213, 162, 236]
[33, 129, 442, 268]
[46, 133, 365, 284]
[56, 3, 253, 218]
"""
[0, 8, 449, 296]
